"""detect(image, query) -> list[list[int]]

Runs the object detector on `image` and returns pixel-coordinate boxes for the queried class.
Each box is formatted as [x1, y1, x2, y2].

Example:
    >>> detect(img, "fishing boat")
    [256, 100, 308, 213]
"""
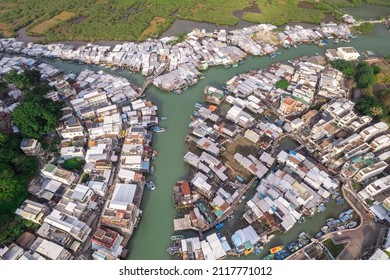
[215, 222, 224, 230]
[244, 248, 254, 256]
[160, 116, 168, 120]
[270, 245, 284, 254]
[171, 235, 185, 241]
[326, 218, 335, 223]
[346, 221, 357, 229]
[254, 244, 264, 255]
[276, 51, 283, 55]
[167, 246, 180, 255]
[336, 225, 346, 231]
[270, 53, 277, 59]
[327, 219, 340, 227]
[199, 75, 206, 80]
[317, 203, 326, 213]
[340, 214, 351, 223]
[321, 225, 329, 234]
[195, 102, 203, 109]
[225, 214, 234, 222]
[262, 253, 274, 260]
[275, 251, 290, 260]
[315, 232, 324, 239]
[146, 181, 156, 191]
[232, 63, 239, 68]
[298, 239, 310, 248]
[367, 50, 375, 56]
[239, 60, 245, 64]
[298, 232, 307, 239]
[332, 192, 340, 199]
[287, 241, 297, 251]
[156, 127, 166, 133]
[336, 198, 345, 205]
[150, 165, 155, 175]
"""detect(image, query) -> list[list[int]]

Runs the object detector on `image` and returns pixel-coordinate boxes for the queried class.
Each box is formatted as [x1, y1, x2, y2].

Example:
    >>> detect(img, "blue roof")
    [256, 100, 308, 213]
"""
[141, 161, 150, 170]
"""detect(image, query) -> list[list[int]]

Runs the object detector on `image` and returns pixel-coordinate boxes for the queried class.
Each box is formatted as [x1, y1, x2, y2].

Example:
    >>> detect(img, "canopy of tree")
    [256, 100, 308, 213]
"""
[330, 59, 355, 77]
[4, 69, 41, 90]
[62, 157, 83, 171]
[0, 133, 39, 216]
[353, 22, 374, 35]
[275, 78, 290, 90]
[355, 94, 388, 119]
[10, 71, 62, 139]
[356, 62, 376, 89]
[0, 216, 39, 247]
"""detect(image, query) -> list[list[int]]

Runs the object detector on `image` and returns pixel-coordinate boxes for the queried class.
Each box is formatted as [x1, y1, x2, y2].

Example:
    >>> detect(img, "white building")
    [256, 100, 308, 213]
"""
[354, 161, 388, 182]
[336, 47, 360, 61]
[60, 146, 85, 160]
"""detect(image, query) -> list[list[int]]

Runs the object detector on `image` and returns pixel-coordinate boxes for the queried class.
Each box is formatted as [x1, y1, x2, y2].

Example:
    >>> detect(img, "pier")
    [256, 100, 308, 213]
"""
[137, 62, 169, 97]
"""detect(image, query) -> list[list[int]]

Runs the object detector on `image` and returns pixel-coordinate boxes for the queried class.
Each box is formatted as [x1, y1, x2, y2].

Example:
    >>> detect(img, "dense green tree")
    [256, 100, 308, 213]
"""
[12, 100, 59, 139]
[275, 78, 290, 90]
[330, 59, 355, 77]
[62, 157, 83, 171]
[355, 94, 388, 119]
[0, 133, 39, 215]
[353, 22, 374, 34]
[356, 62, 376, 89]
[372, 65, 381, 75]
[4, 69, 41, 90]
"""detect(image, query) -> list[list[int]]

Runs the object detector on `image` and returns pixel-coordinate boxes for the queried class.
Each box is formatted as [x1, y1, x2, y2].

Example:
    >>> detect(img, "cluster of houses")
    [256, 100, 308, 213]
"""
[0, 56, 159, 260]
[170, 49, 390, 259]
[0, 21, 355, 93]
[225, 55, 349, 118]
[284, 98, 390, 223]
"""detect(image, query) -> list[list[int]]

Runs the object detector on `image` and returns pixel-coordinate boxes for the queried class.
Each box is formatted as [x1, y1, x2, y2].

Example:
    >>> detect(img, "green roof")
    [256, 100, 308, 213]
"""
[43, 164, 56, 173]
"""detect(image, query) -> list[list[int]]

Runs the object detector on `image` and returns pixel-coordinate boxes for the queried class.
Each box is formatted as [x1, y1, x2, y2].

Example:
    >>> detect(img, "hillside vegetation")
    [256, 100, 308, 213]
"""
[0, 0, 344, 42]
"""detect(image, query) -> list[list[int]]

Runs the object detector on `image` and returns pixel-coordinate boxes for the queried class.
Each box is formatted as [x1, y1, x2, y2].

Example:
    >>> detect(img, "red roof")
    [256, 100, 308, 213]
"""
[181, 181, 191, 196]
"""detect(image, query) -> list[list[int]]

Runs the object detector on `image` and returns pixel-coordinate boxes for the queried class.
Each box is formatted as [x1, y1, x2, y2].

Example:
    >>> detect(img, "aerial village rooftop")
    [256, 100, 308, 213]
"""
[0, 15, 390, 260]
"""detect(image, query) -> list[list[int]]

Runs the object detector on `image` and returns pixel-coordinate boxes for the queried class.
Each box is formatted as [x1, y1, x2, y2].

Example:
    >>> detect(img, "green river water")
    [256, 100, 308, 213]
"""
[38, 23, 390, 260]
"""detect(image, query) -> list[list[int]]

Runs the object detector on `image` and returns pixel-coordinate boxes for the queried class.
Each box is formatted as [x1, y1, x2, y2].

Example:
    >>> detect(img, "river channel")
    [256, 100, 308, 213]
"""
[35, 23, 390, 260]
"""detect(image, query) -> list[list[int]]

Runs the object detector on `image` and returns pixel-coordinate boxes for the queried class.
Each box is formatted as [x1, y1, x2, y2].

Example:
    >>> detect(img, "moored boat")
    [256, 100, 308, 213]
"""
[244, 248, 254, 256]
[287, 241, 297, 251]
[215, 222, 224, 230]
[171, 235, 185, 241]
[321, 225, 329, 234]
[254, 244, 264, 255]
[147, 181, 156, 191]
[315, 232, 323, 239]
[160, 116, 168, 120]
[195, 102, 204, 109]
[346, 221, 357, 229]
[262, 253, 274, 260]
[270, 245, 283, 254]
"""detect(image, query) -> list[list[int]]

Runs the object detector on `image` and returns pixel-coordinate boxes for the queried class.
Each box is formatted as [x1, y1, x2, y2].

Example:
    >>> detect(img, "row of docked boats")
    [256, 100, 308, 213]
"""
[262, 232, 310, 260]
[315, 209, 356, 238]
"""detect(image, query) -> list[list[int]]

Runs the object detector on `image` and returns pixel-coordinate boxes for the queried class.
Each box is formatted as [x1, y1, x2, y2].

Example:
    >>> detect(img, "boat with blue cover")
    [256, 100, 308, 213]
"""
[287, 241, 297, 251]
[215, 222, 224, 230]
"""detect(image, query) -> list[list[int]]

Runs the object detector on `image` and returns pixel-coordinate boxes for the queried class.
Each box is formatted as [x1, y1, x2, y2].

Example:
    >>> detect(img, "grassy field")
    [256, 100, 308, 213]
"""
[323, 238, 347, 258]
[30, 11, 75, 35]
[0, 0, 348, 42]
